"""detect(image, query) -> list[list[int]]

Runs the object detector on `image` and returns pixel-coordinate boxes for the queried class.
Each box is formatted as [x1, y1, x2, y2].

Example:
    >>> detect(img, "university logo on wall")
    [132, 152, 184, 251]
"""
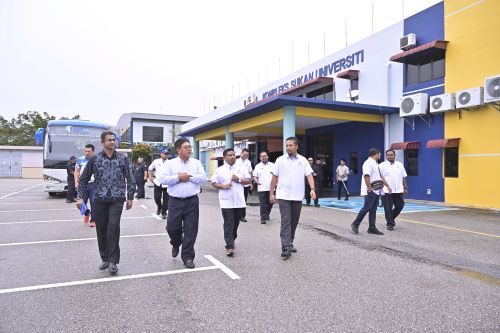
[243, 94, 258, 108]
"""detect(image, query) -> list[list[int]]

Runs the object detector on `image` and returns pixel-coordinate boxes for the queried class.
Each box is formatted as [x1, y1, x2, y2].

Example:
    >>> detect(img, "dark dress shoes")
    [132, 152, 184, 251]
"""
[109, 263, 118, 275]
[172, 247, 179, 258]
[184, 260, 195, 269]
[99, 262, 109, 270]
[367, 228, 384, 235]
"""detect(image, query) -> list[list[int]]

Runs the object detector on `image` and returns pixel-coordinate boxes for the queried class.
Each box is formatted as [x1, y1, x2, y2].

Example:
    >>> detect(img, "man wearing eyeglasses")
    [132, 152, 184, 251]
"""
[157, 138, 207, 269]
[77, 132, 136, 275]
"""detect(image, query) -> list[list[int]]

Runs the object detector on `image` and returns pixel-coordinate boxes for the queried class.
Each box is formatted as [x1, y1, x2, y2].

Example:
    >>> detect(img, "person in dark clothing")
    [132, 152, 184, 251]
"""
[315, 159, 324, 197]
[66, 156, 77, 203]
[134, 157, 148, 199]
[76, 131, 136, 275]
[305, 157, 320, 207]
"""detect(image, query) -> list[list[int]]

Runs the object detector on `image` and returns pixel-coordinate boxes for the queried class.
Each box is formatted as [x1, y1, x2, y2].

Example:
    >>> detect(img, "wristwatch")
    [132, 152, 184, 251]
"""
[238, 179, 242, 183]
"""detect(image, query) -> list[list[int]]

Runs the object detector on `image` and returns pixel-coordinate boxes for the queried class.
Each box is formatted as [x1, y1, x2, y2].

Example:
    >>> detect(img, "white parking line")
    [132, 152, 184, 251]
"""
[0, 232, 167, 247]
[0, 184, 42, 199]
[0, 201, 67, 205]
[140, 205, 148, 210]
[0, 255, 239, 295]
[0, 208, 75, 213]
[0, 216, 154, 226]
[205, 255, 241, 280]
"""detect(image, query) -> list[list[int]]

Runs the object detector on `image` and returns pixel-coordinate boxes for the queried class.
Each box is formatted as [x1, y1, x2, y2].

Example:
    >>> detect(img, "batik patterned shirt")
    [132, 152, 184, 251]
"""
[77, 150, 136, 202]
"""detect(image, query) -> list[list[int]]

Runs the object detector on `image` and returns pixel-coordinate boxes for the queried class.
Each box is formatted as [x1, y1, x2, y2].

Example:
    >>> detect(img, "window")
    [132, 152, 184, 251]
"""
[405, 149, 419, 176]
[405, 58, 445, 85]
[306, 85, 334, 100]
[350, 152, 358, 175]
[142, 126, 163, 142]
[444, 147, 458, 178]
[350, 78, 359, 91]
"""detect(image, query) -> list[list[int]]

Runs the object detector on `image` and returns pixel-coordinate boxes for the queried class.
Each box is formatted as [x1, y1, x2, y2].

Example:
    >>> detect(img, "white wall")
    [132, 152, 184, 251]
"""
[183, 21, 404, 133]
[22, 150, 43, 167]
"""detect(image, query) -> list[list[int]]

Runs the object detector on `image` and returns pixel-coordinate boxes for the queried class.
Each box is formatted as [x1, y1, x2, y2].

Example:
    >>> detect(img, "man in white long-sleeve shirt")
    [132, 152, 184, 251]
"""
[157, 138, 207, 269]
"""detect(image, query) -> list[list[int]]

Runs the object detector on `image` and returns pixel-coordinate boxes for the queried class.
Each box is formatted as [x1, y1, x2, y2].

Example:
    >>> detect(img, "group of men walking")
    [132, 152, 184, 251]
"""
[73, 131, 407, 275]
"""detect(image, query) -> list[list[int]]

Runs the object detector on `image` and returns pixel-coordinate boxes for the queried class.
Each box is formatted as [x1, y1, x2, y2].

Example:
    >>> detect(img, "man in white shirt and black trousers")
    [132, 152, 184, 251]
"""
[212, 148, 252, 256]
[379, 149, 408, 231]
[351, 148, 392, 235]
[158, 138, 207, 269]
[253, 151, 275, 224]
[270, 137, 316, 258]
[236, 148, 253, 222]
[148, 149, 169, 219]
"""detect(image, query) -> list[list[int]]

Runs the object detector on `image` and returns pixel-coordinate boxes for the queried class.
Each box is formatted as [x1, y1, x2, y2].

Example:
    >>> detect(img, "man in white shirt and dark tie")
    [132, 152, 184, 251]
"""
[253, 151, 275, 224]
[157, 138, 207, 269]
[270, 137, 316, 258]
[236, 148, 253, 222]
[212, 148, 252, 256]
[379, 149, 408, 231]
[351, 148, 392, 235]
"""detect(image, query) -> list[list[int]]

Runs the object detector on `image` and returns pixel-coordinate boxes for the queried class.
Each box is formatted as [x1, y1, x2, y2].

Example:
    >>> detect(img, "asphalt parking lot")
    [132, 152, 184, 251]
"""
[0, 178, 499, 332]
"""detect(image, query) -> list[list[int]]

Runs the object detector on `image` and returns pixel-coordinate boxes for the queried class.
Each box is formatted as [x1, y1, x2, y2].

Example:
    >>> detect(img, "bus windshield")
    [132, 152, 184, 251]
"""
[44, 125, 104, 168]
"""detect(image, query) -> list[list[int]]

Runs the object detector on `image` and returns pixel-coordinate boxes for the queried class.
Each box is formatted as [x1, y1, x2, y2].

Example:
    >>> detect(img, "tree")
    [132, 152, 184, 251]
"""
[0, 111, 80, 146]
[131, 144, 153, 163]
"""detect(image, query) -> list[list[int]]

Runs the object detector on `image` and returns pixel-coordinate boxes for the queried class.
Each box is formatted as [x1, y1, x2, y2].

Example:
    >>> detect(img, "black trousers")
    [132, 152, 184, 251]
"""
[352, 191, 379, 229]
[241, 186, 249, 218]
[66, 177, 76, 201]
[382, 193, 405, 227]
[221, 208, 243, 249]
[154, 185, 169, 214]
[135, 179, 145, 198]
[93, 201, 124, 264]
[337, 180, 349, 200]
[258, 191, 273, 220]
[305, 183, 319, 205]
[279, 200, 303, 249]
[166, 196, 199, 262]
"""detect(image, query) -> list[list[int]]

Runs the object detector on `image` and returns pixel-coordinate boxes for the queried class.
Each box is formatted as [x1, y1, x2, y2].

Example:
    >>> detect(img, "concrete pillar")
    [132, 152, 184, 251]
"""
[192, 140, 199, 160]
[225, 126, 234, 149]
[283, 106, 296, 152]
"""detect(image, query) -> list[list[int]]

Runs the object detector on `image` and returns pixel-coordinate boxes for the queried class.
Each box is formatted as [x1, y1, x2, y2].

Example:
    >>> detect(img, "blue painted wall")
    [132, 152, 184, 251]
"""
[402, 1, 445, 201]
[306, 121, 384, 196]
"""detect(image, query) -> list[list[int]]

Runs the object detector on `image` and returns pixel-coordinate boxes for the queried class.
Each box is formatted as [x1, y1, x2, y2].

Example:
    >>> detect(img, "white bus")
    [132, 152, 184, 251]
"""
[35, 120, 109, 196]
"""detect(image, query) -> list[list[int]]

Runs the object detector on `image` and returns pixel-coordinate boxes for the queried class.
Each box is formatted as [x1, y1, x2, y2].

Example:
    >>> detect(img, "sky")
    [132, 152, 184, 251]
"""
[0, 0, 441, 126]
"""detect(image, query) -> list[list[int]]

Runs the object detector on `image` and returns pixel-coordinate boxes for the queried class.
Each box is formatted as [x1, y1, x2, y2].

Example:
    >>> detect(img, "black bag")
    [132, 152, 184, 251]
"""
[370, 166, 384, 191]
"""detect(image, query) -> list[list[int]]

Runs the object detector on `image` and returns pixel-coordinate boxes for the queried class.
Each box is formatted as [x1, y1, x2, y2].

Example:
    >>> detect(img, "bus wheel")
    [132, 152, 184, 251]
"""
[48, 192, 57, 197]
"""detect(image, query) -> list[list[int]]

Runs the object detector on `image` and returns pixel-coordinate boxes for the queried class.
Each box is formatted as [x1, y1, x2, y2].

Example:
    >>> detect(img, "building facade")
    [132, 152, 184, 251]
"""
[117, 113, 196, 149]
[182, 1, 500, 209]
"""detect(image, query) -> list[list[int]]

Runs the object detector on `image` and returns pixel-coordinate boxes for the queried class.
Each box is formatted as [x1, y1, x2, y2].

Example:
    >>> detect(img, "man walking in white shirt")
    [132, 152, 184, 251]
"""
[212, 148, 252, 256]
[270, 137, 316, 258]
[253, 151, 275, 224]
[148, 149, 169, 219]
[379, 149, 408, 231]
[351, 148, 392, 235]
[336, 158, 350, 201]
[157, 139, 207, 269]
[236, 148, 253, 222]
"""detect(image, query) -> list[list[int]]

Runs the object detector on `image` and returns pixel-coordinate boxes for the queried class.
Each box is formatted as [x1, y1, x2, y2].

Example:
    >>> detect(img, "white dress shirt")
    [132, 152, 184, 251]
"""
[253, 161, 275, 192]
[336, 165, 349, 181]
[272, 154, 313, 201]
[360, 157, 383, 196]
[211, 162, 251, 209]
[236, 158, 253, 188]
[148, 158, 169, 188]
[379, 160, 407, 194]
[157, 157, 207, 198]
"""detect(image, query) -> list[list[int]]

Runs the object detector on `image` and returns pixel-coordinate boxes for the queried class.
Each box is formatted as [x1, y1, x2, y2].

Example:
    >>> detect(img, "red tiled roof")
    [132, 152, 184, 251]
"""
[426, 138, 460, 149]
[389, 40, 448, 64]
[390, 141, 420, 150]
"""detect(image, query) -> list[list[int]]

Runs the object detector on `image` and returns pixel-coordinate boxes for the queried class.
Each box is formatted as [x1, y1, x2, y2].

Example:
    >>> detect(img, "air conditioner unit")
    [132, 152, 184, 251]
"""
[400, 93, 428, 117]
[400, 33, 416, 50]
[430, 93, 455, 113]
[484, 75, 500, 103]
[456, 87, 484, 109]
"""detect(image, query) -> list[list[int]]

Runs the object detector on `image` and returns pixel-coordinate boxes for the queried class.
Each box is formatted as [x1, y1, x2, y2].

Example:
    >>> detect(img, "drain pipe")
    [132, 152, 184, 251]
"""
[384, 63, 392, 151]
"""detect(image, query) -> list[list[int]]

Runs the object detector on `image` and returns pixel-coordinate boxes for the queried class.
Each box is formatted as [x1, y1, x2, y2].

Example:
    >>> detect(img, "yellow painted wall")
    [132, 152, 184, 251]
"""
[444, 0, 500, 209]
